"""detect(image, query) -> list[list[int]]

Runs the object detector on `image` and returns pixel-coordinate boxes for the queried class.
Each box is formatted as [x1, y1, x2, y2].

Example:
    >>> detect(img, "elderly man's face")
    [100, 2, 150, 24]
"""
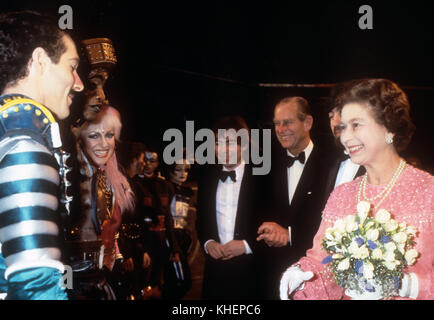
[273, 102, 312, 154]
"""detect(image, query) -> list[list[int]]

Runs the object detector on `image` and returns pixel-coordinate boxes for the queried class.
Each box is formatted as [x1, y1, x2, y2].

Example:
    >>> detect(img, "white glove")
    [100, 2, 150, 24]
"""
[279, 265, 314, 300]
[399, 273, 419, 299]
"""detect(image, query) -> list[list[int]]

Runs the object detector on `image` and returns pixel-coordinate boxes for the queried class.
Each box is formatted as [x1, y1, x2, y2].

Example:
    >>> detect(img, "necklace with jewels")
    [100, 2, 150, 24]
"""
[96, 168, 113, 218]
[357, 158, 406, 209]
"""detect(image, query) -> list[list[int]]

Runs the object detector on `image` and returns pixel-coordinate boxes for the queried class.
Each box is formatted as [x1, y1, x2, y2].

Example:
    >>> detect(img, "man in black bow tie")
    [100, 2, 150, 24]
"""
[256, 97, 331, 298]
[197, 116, 264, 299]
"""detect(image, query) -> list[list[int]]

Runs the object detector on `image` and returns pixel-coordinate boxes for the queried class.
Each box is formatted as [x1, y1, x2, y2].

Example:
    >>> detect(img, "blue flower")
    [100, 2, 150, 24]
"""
[380, 235, 390, 243]
[355, 237, 364, 247]
[367, 240, 377, 249]
[364, 281, 375, 292]
[321, 255, 333, 264]
[355, 260, 364, 276]
[393, 276, 401, 290]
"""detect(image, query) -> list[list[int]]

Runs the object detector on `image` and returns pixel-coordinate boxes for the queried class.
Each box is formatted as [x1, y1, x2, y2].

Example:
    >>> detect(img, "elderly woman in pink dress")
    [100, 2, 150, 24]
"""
[280, 79, 433, 300]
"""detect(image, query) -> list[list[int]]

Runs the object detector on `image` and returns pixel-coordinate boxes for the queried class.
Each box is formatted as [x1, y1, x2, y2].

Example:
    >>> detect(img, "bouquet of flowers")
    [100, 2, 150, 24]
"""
[321, 201, 419, 299]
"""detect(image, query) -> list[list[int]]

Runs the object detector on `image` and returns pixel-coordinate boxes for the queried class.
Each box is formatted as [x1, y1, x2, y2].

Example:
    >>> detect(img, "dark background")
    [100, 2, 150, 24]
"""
[2, 0, 434, 171]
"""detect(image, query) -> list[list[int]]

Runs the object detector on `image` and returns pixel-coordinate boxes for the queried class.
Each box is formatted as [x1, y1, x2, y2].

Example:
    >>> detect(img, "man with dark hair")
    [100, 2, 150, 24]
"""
[256, 97, 331, 298]
[197, 115, 264, 299]
[118, 141, 147, 180]
[0, 11, 84, 299]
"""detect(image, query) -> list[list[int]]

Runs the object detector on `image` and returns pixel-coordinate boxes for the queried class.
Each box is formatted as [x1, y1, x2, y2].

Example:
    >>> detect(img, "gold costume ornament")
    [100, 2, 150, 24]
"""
[96, 168, 113, 223]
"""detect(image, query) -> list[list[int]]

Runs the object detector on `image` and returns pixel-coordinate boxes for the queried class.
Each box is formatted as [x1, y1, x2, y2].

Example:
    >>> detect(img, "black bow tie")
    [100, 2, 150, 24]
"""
[219, 170, 236, 182]
[287, 151, 305, 168]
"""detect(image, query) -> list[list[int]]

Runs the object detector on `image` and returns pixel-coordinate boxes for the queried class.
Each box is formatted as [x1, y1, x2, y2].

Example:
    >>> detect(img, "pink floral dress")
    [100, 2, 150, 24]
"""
[292, 165, 433, 300]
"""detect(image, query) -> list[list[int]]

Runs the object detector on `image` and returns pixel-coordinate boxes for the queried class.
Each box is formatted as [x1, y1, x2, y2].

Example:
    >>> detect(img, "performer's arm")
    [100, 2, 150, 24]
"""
[0, 139, 67, 300]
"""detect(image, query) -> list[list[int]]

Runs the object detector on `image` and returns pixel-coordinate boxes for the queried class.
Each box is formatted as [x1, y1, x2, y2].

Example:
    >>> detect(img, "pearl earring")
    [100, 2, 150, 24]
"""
[385, 134, 394, 145]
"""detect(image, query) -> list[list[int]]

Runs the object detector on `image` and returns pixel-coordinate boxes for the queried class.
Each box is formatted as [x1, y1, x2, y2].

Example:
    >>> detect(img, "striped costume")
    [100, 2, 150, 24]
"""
[0, 94, 71, 300]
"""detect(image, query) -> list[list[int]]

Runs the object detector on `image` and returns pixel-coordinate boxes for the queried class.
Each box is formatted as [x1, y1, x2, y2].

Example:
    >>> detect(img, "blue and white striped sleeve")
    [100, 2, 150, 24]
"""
[0, 138, 67, 300]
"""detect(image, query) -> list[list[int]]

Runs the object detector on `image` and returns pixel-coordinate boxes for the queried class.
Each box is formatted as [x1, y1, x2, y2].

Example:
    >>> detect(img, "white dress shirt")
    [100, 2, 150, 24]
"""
[287, 140, 314, 204]
[204, 162, 252, 255]
[334, 158, 361, 188]
[285, 140, 314, 246]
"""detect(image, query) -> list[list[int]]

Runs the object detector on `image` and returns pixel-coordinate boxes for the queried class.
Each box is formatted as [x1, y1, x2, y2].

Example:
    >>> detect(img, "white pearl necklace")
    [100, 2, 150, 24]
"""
[357, 159, 406, 209]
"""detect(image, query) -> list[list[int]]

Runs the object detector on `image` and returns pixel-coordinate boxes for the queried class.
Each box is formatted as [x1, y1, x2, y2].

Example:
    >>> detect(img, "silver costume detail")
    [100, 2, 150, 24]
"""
[53, 149, 73, 216]
[0, 138, 64, 278]
[0, 95, 69, 280]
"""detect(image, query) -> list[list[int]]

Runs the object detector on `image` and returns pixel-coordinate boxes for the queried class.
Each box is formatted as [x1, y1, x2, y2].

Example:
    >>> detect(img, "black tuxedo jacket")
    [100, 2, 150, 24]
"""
[259, 142, 333, 297]
[269, 144, 331, 255]
[196, 163, 265, 299]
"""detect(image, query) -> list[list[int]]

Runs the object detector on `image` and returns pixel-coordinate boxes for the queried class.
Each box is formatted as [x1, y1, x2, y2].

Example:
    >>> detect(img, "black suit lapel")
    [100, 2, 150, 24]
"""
[290, 146, 318, 211]
[355, 165, 366, 178]
[233, 164, 251, 238]
[274, 151, 290, 208]
[210, 165, 223, 240]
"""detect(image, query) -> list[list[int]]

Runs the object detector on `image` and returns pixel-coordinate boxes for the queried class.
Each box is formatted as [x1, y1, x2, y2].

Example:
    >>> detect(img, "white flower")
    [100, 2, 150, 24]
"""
[406, 226, 417, 236]
[348, 242, 369, 259]
[325, 228, 343, 243]
[384, 219, 399, 232]
[332, 253, 344, 260]
[384, 242, 396, 253]
[357, 201, 371, 224]
[334, 232, 342, 242]
[366, 229, 379, 241]
[363, 262, 375, 280]
[326, 241, 337, 248]
[348, 241, 360, 255]
[399, 222, 407, 231]
[384, 260, 400, 271]
[345, 215, 358, 232]
[397, 243, 406, 255]
[392, 232, 407, 244]
[375, 209, 391, 224]
[404, 249, 419, 265]
[334, 219, 346, 233]
[358, 246, 369, 260]
[337, 258, 350, 271]
[384, 251, 396, 262]
[325, 228, 335, 240]
[335, 246, 347, 254]
[372, 248, 383, 260]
